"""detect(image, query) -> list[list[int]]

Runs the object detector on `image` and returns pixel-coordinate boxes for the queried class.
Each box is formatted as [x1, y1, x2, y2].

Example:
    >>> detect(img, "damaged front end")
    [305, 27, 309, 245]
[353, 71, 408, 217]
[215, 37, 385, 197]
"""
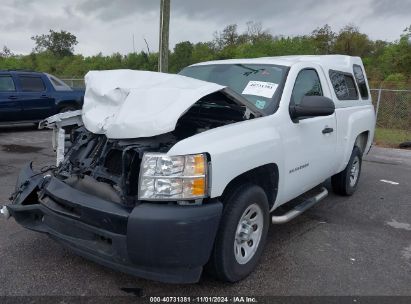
[4, 127, 222, 282]
[38, 86, 255, 207]
[2, 71, 260, 283]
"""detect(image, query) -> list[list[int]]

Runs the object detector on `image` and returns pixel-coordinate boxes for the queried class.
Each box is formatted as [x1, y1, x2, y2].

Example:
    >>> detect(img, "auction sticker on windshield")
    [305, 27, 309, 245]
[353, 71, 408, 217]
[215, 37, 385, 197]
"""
[242, 81, 278, 98]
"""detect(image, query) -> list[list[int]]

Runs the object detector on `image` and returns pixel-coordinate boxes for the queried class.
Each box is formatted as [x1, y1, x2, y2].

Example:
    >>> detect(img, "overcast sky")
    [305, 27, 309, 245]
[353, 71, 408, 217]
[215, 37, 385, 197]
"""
[1, 0, 410, 56]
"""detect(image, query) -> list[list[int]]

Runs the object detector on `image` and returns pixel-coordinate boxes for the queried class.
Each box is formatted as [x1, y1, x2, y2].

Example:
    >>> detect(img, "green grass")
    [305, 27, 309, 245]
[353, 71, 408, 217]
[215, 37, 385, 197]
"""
[374, 128, 410, 148]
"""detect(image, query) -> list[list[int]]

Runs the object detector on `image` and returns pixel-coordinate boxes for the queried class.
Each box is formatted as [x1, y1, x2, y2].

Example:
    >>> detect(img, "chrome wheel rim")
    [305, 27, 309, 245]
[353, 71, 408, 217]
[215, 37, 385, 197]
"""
[234, 203, 264, 265]
[349, 156, 360, 187]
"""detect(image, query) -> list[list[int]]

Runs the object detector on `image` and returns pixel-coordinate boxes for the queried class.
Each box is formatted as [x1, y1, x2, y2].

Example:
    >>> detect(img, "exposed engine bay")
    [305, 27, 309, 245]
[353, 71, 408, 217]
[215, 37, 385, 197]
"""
[48, 91, 254, 207]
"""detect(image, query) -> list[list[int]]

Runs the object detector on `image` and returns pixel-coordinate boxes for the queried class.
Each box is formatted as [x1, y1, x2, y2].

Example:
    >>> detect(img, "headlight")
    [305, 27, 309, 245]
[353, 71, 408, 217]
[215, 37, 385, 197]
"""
[138, 153, 208, 201]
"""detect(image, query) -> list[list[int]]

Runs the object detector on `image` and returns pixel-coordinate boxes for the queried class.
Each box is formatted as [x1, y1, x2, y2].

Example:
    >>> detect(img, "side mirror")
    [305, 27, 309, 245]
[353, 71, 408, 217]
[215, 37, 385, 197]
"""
[289, 96, 335, 121]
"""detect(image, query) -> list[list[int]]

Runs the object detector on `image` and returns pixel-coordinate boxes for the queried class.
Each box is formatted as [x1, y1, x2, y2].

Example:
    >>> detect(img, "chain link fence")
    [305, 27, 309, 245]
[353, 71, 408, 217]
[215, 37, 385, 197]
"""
[60, 78, 410, 147]
[61, 78, 85, 89]
[370, 89, 411, 147]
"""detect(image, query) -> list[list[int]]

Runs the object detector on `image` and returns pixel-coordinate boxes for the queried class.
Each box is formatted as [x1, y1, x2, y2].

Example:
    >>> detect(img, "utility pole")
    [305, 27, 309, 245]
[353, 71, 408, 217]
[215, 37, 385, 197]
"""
[158, 0, 170, 72]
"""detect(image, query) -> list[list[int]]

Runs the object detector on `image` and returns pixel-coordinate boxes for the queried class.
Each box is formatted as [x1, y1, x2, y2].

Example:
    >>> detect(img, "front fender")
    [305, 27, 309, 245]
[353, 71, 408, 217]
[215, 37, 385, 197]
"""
[168, 116, 284, 198]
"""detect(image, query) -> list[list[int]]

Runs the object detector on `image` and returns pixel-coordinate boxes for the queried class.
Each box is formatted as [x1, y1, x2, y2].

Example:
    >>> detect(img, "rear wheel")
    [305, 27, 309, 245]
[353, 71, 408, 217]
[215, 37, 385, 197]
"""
[331, 146, 362, 196]
[207, 184, 269, 282]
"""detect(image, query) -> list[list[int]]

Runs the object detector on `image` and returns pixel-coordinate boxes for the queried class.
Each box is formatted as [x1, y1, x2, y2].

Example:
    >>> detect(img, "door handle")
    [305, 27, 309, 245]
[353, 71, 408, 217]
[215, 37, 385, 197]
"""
[8, 95, 17, 100]
[322, 127, 334, 134]
[40, 94, 49, 98]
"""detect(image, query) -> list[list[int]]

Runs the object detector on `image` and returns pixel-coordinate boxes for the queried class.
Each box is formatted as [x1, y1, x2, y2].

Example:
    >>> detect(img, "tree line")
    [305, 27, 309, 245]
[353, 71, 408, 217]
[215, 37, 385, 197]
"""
[0, 23, 410, 87]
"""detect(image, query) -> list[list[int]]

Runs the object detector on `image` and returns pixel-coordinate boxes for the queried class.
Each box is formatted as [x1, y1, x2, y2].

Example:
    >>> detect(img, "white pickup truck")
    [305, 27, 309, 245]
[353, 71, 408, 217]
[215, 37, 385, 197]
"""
[3, 55, 375, 283]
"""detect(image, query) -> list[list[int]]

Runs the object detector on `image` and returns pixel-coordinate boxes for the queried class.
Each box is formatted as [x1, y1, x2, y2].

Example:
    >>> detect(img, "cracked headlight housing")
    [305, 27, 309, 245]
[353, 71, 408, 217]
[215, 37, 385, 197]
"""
[138, 153, 208, 201]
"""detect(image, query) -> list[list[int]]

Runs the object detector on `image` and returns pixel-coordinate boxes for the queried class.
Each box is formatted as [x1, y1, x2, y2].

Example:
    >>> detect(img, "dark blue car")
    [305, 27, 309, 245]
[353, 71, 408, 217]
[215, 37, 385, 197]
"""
[0, 70, 84, 124]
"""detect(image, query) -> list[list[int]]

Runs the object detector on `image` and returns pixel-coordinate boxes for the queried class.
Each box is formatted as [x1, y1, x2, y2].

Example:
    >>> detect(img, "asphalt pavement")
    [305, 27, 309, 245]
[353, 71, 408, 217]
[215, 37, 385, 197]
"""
[0, 124, 410, 297]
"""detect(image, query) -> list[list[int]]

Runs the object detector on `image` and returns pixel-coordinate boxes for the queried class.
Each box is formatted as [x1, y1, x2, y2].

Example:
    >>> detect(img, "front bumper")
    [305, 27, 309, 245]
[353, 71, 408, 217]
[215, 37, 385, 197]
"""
[5, 163, 223, 283]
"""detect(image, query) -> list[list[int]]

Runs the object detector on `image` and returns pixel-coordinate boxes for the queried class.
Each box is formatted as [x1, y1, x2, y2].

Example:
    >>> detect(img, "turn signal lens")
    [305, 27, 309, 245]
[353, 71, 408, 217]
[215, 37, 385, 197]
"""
[191, 178, 206, 196]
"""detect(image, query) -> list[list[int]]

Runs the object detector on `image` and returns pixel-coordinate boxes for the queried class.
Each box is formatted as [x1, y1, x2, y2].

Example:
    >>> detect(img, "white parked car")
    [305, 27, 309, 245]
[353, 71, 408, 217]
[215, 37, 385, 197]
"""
[3, 55, 375, 283]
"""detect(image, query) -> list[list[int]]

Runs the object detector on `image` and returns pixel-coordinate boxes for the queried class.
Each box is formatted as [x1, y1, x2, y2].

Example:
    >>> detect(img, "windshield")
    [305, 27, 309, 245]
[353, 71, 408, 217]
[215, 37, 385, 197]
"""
[179, 64, 288, 114]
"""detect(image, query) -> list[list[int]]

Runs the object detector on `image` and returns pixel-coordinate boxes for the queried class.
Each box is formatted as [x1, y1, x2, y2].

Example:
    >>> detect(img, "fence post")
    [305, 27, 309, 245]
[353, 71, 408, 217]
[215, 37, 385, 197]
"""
[375, 88, 382, 122]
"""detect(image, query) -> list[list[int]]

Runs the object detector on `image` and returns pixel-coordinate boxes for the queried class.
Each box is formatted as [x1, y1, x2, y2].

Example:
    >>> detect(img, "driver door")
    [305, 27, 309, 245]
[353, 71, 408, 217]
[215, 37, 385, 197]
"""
[282, 66, 338, 201]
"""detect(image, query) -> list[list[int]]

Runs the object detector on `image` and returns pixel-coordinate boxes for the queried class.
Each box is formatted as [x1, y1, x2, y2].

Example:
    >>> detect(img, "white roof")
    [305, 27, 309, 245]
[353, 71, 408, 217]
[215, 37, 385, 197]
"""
[191, 55, 363, 73]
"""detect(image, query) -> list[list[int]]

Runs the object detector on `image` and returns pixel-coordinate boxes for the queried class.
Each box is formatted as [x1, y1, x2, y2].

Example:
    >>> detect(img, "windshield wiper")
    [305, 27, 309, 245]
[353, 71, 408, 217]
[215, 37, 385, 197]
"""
[236, 64, 264, 76]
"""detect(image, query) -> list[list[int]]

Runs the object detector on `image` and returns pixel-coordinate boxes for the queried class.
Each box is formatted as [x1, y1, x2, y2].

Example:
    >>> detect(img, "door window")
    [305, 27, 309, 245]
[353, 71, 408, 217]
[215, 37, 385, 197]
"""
[291, 69, 323, 105]
[19, 76, 46, 92]
[0, 75, 16, 92]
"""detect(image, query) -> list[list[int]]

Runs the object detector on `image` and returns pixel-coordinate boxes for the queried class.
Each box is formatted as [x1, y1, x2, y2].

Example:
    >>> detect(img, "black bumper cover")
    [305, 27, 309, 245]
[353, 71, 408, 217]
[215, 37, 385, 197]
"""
[7, 163, 223, 283]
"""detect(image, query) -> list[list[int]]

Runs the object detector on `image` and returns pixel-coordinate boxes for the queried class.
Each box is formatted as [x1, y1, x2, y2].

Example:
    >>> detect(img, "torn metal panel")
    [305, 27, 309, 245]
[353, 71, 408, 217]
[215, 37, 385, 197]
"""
[40, 110, 84, 164]
[55, 128, 65, 166]
[39, 110, 83, 130]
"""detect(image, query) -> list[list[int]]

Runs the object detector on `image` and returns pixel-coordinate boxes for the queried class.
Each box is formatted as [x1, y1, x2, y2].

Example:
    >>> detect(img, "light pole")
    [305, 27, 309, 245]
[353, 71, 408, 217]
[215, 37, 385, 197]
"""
[159, 0, 170, 72]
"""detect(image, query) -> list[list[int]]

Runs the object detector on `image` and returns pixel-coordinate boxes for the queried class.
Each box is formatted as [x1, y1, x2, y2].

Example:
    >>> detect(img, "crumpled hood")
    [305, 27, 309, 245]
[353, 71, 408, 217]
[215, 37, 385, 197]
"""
[82, 70, 225, 139]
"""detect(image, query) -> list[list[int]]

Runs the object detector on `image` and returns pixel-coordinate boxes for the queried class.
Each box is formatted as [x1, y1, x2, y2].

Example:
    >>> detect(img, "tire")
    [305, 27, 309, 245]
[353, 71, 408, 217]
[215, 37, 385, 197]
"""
[331, 146, 362, 196]
[207, 184, 270, 282]
[58, 106, 76, 113]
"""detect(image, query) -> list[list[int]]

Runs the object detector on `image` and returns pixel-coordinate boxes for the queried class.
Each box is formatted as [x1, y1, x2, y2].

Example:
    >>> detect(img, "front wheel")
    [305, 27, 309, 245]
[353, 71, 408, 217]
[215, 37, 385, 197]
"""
[207, 184, 269, 282]
[58, 106, 77, 113]
[331, 146, 362, 196]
